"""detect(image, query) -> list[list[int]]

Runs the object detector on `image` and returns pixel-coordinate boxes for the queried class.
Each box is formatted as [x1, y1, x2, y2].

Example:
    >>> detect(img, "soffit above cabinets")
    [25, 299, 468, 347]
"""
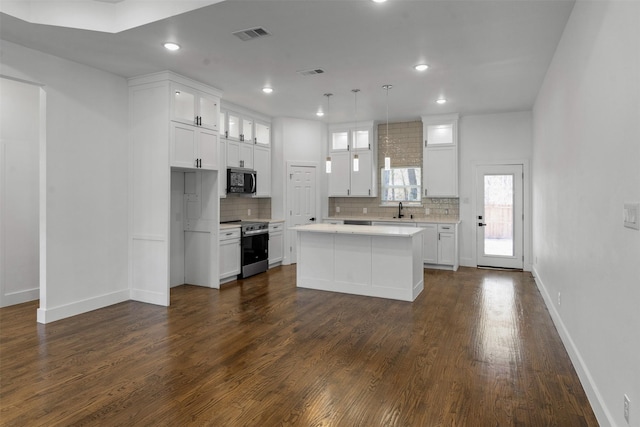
[0, 0, 223, 33]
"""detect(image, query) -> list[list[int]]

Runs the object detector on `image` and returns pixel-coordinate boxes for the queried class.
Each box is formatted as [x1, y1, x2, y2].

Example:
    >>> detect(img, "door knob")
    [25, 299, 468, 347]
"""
[478, 222, 486, 227]
[309, 217, 316, 222]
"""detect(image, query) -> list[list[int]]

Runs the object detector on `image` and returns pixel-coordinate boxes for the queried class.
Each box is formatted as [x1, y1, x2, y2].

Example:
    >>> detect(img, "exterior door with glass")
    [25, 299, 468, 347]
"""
[476, 164, 523, 269]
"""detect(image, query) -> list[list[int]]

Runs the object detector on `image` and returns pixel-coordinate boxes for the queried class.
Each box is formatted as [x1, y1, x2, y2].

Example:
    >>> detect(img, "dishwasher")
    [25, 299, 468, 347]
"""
[343, 219, 372, 226]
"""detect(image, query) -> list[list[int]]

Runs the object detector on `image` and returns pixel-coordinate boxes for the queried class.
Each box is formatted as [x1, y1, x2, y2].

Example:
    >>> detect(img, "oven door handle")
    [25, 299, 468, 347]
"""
[243, 229, 268, 236]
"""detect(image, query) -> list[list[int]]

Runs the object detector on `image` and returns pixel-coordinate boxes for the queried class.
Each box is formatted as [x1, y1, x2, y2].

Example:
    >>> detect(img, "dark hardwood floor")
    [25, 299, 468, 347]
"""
[0, 266, 598, 426]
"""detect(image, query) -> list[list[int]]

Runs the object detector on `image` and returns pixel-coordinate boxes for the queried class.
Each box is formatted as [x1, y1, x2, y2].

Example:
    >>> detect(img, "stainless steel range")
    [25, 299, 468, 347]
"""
[239, 221, 269, 278]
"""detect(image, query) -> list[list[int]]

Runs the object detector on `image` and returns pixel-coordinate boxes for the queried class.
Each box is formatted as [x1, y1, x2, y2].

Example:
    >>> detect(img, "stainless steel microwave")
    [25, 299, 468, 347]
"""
[227, 168, 257, 194]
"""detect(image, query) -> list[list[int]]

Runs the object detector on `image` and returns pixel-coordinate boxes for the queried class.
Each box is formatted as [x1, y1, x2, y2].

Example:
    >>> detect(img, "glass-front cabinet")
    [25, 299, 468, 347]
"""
[171, 82, 218, 131]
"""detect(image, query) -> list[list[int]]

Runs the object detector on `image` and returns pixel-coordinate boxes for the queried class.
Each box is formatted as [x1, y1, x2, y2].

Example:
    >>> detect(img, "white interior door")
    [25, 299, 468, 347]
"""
[476, 164, 523, 269]
[288, 164, 317, 263]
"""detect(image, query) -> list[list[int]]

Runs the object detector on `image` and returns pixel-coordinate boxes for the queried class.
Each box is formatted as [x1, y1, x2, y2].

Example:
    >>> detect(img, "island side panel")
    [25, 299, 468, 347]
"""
[412, 232, 425, 300]
[297, 231, 335, 289]
[334, 234, 372, 291]
[371, 235, 415, 301]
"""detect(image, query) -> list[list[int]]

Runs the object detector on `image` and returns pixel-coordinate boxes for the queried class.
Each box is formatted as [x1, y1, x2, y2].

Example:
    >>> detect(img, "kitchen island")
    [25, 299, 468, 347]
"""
[291, 224, 425, 301]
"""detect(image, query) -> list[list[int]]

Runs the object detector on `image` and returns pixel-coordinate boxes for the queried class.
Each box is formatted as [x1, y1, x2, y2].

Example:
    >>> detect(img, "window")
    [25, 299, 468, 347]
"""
[381, 167, 422, 205]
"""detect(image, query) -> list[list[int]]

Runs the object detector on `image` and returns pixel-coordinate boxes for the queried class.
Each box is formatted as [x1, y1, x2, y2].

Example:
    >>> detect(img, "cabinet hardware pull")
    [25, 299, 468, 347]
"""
[194, 159, 198, 168]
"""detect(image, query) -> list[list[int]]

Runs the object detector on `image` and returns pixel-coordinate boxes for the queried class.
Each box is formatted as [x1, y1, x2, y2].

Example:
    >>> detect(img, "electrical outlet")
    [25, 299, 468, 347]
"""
[425, 208, 430, 215]
[624, 394, 630, 424]
[336, 206, 340, 213]
[363, 208, 367, 214]
[558, 292, 561, 306]
[248, 209, 251, 216]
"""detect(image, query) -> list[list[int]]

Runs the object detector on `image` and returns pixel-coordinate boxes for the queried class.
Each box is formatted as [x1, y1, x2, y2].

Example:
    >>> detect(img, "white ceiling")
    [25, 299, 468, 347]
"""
[0, 0, 575, 124]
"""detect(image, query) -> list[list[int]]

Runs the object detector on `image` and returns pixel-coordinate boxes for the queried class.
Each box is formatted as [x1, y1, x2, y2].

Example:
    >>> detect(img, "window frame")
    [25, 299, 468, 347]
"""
[380, 166, 423, 207]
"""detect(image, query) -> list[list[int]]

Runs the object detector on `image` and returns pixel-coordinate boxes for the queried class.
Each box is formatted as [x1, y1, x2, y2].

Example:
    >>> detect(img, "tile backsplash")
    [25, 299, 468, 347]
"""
[328, 197, 459, 221]
[220, 197, 271, 222]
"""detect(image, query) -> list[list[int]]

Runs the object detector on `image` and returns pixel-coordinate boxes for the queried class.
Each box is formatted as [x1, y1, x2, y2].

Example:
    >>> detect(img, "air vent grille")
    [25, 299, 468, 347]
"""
[297, 68, 326, 76]
[232, 27, 271, 41]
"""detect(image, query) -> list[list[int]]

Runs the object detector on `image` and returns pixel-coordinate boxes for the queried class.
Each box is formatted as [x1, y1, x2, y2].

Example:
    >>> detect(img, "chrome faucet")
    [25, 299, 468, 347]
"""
[398, 202, 404, 218]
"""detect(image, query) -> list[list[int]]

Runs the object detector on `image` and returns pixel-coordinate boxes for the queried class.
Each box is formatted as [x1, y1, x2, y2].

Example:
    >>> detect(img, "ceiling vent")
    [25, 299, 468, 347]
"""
[297, 68, 326, 77]
[232, 27, 271, 41]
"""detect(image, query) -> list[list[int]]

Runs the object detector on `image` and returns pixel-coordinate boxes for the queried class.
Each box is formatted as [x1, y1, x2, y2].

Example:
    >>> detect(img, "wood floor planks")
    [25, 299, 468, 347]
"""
[0, 266, 598, 426]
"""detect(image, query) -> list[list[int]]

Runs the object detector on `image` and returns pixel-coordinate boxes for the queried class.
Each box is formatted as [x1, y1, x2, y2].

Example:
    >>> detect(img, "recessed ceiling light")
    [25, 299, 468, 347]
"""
[436, 98, 447, 104]
[163, 42, 180, 51]
[414, 64, 429, 71]
[316, 111, 324, 117]
[372, 0, 387, 3]
[262, 87, 273, 94]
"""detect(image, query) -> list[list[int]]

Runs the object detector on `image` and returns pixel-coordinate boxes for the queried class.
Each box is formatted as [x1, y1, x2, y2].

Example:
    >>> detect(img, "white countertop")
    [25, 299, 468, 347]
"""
[292, 223, 426, 237]
[220, 219, 284, 230]
[325, 216, 460, 225]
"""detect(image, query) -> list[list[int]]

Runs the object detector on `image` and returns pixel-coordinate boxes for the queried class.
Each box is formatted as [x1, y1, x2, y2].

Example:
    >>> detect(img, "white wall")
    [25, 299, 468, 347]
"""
[271, 117, 326, 264]
[532, 1, 640, 426]
[0, 77, 41, 306]
[458, 111, 533, 268]
[0, 40, 129, 322]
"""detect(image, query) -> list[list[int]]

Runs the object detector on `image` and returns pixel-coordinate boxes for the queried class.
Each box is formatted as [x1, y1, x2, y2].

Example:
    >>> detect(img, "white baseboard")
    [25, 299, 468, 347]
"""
[531, 266, 614, 427]
[1, 287, 39, 307]
[36, 289, 129, 324]
[459, 257, 475, 268]
[130, 288, 169, 306]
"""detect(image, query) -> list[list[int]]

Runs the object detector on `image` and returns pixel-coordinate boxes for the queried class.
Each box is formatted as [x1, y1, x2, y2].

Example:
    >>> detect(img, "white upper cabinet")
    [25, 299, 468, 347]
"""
[219, 101, 272, 198]
[226, 110, 241, 140]
[331, 130, 349, 151]
[242, 117, 254, 142]
[221, 108, 258, 143]
[170, 123, 219, 170]
[327, 121, 376, 197]
[422, 114, 459, 197]
[255, 120, 271, 146]
[171, 82, 219, 131]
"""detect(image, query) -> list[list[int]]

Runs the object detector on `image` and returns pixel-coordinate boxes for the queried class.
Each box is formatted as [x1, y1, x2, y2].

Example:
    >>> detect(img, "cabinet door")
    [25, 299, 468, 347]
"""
[219, 140, 227, 198]
[255, 121, 270, 146]
[227, 111, 241, 140]
[242, 117, 253, 142]
[239, 143, 254, 169]
[226, 140, 240, 168]
[170, 122, 198, 168]
[254, 145, 271, 197]
[424, 146, 457, 197]
[418, 224, 438, 264]
[220, 238, 241, 279]
[350, 150, 374, 196]
[198, 128, 219, 170]
[328, 151, 350, 196]
[198, 94, 219, 131]
[438, 232, 455, 265]
[331, 129, 349, 151]
[171, 84, 197, 126]
[268, 230, 284, 265]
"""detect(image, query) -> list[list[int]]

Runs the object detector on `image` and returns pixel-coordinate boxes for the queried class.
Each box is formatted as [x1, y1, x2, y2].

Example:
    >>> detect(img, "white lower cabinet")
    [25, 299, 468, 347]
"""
[418, 222, 458, 270]
[219, 227, 241, 283]
[420, 224, 438, 264]
[268, 222, 284, 266]
[437, 224, 456, 266]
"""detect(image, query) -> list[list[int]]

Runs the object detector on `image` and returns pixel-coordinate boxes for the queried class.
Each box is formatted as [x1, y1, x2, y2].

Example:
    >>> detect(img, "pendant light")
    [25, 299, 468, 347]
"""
[324, 93, 333, 174]
[352, 89, 360, 172]
[382, 84, 393, 170]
